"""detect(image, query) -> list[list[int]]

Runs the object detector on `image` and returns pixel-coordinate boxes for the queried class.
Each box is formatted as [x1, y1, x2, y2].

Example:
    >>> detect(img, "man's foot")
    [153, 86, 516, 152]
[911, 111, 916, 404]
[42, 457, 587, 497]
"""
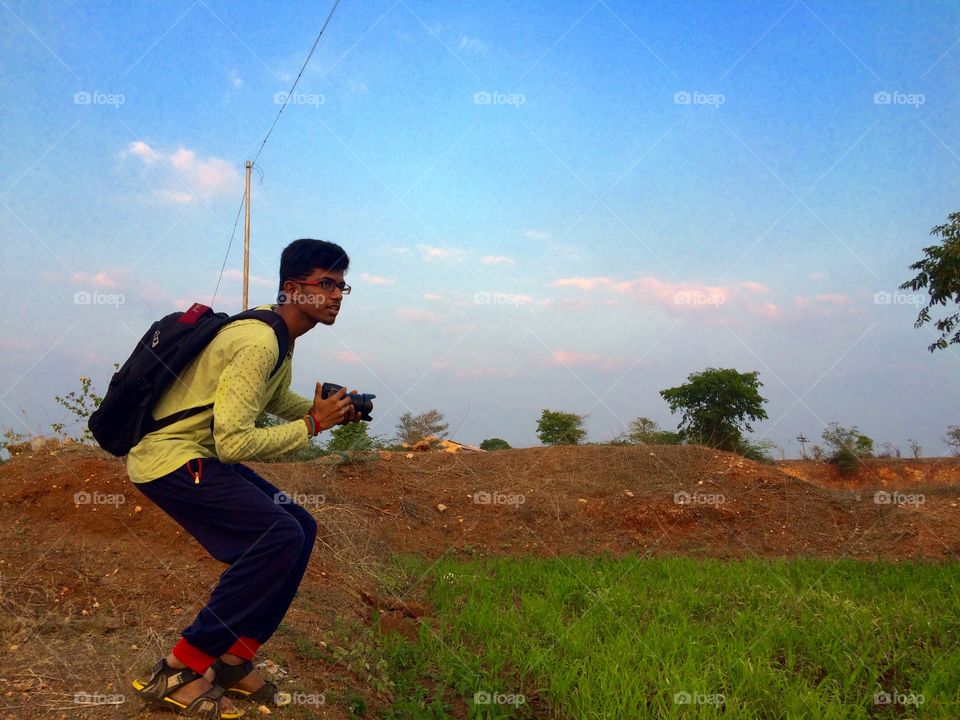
[219, 653, 265, 694]
[164, 654, 240, 714]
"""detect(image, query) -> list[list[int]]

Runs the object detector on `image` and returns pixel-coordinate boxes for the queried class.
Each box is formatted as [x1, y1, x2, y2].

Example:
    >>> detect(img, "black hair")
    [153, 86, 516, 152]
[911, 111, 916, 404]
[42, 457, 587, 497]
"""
[278, 239, 350, 297]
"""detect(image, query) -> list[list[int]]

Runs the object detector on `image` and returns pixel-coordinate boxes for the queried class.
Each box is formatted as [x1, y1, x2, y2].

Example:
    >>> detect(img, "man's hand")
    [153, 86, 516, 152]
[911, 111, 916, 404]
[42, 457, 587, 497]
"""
[310, 383, 353, 432]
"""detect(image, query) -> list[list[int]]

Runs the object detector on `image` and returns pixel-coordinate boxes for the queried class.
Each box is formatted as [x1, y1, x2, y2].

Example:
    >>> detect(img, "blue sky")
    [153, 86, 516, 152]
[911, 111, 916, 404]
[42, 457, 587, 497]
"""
[1, 0, 958, 456]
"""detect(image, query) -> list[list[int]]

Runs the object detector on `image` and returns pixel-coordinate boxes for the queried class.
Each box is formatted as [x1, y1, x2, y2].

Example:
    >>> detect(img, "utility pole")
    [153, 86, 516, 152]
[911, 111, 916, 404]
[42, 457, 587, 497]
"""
[796, 434, 809, 460]
[242, 160, 252, 311]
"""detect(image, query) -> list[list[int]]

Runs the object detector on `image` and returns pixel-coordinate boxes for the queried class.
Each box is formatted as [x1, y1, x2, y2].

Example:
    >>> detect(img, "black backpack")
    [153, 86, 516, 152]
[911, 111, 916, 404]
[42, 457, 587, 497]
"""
[88, 303, 290, 457]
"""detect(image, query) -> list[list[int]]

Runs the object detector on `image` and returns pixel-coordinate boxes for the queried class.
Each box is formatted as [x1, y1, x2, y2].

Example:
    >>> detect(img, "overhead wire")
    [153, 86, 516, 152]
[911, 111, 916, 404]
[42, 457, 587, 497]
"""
[212, 0, 343, 304]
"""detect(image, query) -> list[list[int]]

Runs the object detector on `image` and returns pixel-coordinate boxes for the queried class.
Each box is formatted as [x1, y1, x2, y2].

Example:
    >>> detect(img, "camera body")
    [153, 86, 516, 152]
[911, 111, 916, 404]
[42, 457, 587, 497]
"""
[321, 382, 375, 422]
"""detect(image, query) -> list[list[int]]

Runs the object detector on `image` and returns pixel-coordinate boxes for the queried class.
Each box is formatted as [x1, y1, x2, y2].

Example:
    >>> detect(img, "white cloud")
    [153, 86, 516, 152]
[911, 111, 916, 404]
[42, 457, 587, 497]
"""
[47, 267, 172, 308]
[793, 293, 854, 311]
[737, 281, 770, 293]
[417, 244, 465, 263]
[459, 35, 487, 53]
[69, 268, 125, 289]
[424, 292, 443, 301]
[396, 307, 443, 324]
[222, 269, 274, 287]
[152, 190, 194, 204]
[122, 141, 241, 204]
[481, 255, 515, 266]
[550, 274, 785, 320]
[334, 350, 364, 365]
[125, 141, 161, 165]
[453, 367, 518, 380]
[524, 229, 551, 240]
[549, 276, 615, 291]
[550, 350, 622, 372]
[360, 272, 393, 285]
[174, 294, 240, 310]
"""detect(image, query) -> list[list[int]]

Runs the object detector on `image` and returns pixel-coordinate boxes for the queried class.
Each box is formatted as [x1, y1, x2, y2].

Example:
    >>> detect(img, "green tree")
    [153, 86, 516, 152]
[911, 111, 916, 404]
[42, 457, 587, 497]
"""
[328, 421, 381, 452]
[821, 422, 874, 475]
[479, 437, 512, 451]
[821, 423, 874, 458]
[659, 368, 768, 452]
[900, 211, 960, 352]
[622, 417, 682, 445]
[536, 409, 586, 446]
[395, 410, 448, 445]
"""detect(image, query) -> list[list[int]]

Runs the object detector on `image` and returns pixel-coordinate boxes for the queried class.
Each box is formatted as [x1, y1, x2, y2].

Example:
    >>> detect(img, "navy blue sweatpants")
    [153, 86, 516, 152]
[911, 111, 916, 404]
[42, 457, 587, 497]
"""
[134, 458, 317, 671]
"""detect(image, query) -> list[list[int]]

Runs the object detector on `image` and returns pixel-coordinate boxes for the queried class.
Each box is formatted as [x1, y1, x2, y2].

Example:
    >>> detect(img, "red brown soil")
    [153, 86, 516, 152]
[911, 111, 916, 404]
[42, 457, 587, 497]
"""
[1, 444, 959, 718]
[777, 457, 960, 489]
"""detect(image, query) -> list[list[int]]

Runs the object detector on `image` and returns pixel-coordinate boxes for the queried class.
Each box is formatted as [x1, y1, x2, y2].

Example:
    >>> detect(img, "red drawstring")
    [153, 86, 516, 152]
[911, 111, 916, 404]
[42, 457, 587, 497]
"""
[186, 458, 203, 484]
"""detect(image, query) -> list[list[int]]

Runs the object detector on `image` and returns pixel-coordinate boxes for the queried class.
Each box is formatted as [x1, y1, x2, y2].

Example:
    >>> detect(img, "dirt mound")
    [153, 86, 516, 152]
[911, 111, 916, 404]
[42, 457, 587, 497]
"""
[778, 457, 960, 489]
[2, 444, 960, 718]
[3, 444, 959, 565]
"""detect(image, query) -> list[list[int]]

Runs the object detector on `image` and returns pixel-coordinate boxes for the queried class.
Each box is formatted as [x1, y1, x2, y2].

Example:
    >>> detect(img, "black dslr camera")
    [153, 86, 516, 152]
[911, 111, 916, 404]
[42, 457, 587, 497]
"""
[321, 382, 376, 422]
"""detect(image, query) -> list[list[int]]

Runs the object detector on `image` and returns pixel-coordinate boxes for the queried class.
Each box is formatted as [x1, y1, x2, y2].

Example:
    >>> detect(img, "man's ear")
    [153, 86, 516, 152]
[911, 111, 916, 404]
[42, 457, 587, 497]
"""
[279, 279, 299, 305]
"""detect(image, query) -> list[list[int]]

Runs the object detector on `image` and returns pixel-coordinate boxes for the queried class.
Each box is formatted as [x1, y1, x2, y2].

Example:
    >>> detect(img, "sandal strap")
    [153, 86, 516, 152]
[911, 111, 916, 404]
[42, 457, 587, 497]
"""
[209, 658, 255, 690]
[137, 658, 204, 701]
[231, 680, 280, 704]
[184, 685, 226, 718]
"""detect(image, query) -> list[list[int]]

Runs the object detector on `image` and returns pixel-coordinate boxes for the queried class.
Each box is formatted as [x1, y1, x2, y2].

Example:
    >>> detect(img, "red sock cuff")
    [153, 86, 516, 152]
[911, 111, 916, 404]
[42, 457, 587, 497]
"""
[227, 637, 261, 661]
[172, 638, 217, 675]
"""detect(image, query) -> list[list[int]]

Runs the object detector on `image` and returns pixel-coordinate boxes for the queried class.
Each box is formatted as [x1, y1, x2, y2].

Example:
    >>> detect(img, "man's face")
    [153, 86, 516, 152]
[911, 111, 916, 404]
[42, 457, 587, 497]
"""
[285, 268, 347, 325]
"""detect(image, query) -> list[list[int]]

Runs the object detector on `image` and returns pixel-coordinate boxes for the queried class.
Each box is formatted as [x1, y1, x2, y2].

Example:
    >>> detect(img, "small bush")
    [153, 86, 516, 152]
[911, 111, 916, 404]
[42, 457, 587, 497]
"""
[832, 445, 860, 475]
[479, 438, 511, 451]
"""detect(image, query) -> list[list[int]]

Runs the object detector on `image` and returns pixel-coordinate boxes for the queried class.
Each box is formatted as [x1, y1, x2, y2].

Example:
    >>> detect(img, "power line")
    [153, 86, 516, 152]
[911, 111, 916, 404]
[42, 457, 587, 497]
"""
[211, 195, 246, 305]
[252, 0, 343, 166]
[212, 0, 343, 305]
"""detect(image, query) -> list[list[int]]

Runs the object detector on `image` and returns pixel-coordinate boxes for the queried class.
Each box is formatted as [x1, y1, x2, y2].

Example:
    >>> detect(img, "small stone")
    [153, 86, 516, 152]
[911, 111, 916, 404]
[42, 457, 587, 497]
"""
[8, 644, 18, 652]
[405, 452, 415, 459]
[577, 498, 588, 504]
[624, 490, 634, 497]
[436, 503, 447, 512]
[134, 506, 142, 513]
[259, 660, 280, 674]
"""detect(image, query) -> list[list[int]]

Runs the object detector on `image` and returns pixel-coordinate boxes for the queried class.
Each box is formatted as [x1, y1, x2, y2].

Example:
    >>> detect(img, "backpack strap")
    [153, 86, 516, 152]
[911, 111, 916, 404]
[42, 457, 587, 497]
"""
[230, 308, 290, 375]
[150, 309, 291, 433]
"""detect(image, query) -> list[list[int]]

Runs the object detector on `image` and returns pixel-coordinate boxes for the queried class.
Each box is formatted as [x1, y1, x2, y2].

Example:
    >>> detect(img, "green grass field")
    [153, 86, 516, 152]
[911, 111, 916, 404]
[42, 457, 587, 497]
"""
[377, 556, 960, 719]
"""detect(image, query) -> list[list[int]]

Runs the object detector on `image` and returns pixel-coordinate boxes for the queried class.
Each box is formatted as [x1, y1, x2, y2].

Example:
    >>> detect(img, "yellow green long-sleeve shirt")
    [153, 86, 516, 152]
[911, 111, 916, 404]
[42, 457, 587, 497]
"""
[126, 305, 313, 483]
